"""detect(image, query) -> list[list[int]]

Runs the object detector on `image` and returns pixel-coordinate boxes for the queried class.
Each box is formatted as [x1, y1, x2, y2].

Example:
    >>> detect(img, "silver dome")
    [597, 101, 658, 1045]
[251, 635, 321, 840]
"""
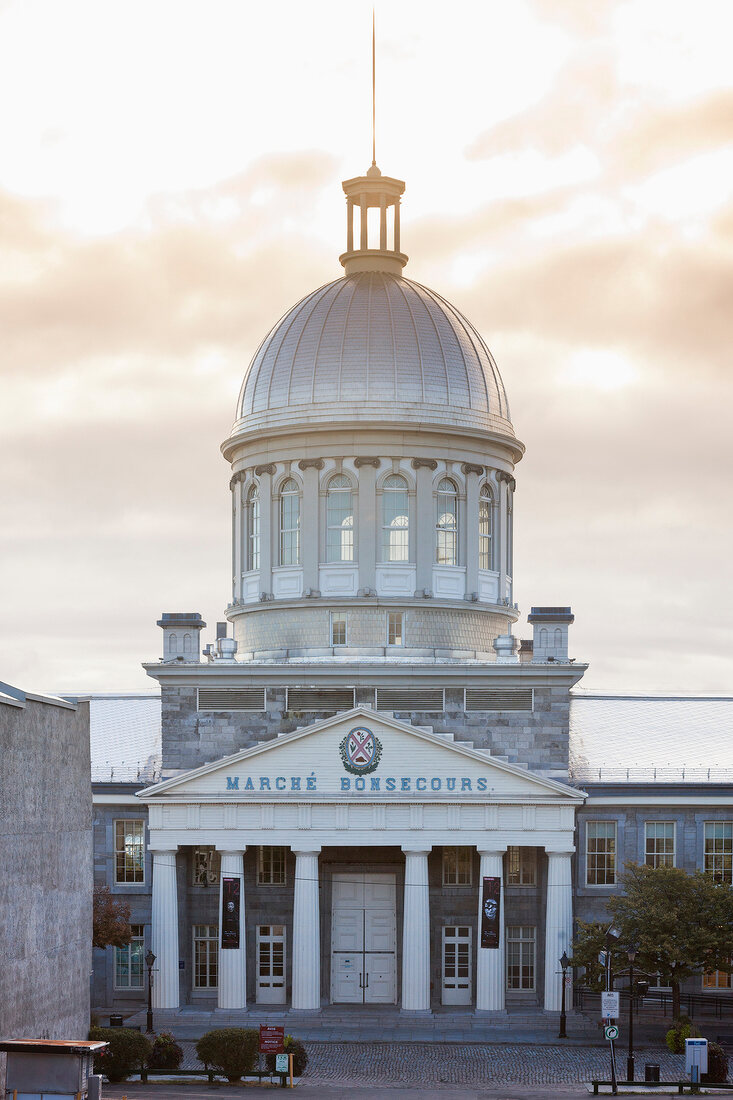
[231, 272, 515, 439]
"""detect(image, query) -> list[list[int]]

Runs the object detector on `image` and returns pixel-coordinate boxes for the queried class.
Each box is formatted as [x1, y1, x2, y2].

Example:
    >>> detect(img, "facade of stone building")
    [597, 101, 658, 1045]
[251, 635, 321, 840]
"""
[88, 160, 733, 1020]
[1, 683, 92, 1038]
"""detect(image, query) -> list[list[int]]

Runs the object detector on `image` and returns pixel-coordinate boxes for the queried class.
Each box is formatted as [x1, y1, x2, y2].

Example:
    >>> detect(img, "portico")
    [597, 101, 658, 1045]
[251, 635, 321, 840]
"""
[138, 708, 583, 1015]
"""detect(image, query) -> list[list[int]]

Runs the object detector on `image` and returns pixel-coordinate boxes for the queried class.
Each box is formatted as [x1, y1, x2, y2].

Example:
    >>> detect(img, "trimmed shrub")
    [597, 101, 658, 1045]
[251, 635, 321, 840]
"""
[196, 1027, 259, 1082]
[89, 1027, 153, 1082]
[702, 1042, 729, 1084]
[265, 1036, 308, 1077]
[665, 1016, 701, 1054]
[149, 1031, 184, 1070]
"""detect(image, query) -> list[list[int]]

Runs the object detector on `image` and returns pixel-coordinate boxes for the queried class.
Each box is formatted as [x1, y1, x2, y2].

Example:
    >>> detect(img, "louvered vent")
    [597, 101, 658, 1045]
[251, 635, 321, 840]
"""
[376, 688, 445, 711]
[197, 688, 266, 711]
[465, 688, 533, 712]
[287, 688, 355, 711]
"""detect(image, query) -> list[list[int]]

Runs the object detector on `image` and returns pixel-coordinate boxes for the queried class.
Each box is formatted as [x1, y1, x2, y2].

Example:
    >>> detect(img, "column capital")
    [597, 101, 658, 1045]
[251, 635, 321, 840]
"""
[545, 847, 574, 856]
[411, 458, 438, 471]
[401, 844, 432, 855]
[298, 458, 324, 471]
[255, 462, 276, 476]
[216, 847, 247, 856]
[354, 456, 381, 468]
[461, 462, 484, 476]
[477, 845, 507, 856]
[149, 846, 178, 856]
[291, 846, 321, 856]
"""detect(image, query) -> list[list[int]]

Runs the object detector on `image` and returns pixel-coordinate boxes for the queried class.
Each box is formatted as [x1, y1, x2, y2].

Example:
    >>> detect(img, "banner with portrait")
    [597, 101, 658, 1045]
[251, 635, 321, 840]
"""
[221, 876, 240, 949]
[480, 876, 501, 949]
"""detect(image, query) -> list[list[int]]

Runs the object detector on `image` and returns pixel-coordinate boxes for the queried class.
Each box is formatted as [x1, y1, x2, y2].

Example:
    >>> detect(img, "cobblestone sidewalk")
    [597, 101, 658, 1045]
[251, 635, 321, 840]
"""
[180, 1040, 686, 1087]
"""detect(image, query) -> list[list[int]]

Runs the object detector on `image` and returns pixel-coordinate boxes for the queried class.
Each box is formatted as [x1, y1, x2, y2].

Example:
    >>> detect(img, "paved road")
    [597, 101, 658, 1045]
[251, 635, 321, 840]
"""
[103, 1085, 685, 1099]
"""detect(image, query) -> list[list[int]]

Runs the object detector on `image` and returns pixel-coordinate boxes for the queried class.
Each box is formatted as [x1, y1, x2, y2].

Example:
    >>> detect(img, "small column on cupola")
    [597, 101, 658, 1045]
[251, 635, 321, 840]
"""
[339, 166, 409, 276]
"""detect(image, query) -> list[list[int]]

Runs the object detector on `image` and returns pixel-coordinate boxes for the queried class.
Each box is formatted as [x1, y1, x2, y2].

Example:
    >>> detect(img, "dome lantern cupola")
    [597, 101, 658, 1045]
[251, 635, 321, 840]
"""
[339, 165, 409, 276]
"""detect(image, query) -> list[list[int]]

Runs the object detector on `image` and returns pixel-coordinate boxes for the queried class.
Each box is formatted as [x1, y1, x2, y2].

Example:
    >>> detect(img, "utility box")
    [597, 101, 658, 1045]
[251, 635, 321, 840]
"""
[0, 1039, 107, 1099]
[685, 1037, 708, 1079]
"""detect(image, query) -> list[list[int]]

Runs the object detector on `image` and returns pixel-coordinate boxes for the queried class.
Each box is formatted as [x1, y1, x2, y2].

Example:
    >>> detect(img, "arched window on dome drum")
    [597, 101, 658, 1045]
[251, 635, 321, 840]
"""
[436, 478, 458, 566]
[479, 484, 493, 570]
[247, 484, 260, 571]
[279, 478, 300, 566]
[326, 474, 354, 563]
[381, 474, 409, 562]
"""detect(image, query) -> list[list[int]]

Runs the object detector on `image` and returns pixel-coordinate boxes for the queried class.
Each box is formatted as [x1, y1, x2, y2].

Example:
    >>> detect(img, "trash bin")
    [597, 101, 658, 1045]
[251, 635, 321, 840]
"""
[109, 1014, 124, 1027]
[645, 1064, 660, 1082]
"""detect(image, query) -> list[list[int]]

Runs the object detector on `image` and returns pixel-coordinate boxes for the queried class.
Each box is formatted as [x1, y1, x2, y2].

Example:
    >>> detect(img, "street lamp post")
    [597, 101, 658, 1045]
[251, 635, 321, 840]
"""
[559, 951, 570, 1038]
[627, 946, 637, 1082]
[145, 949, 156, 1034]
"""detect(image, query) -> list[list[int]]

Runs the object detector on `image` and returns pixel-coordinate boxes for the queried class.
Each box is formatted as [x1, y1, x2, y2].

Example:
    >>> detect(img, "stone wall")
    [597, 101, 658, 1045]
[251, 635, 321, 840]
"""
[0, 692, 92, 1038]
[233, 604, 510, 658]
[161, 685, 570, 773]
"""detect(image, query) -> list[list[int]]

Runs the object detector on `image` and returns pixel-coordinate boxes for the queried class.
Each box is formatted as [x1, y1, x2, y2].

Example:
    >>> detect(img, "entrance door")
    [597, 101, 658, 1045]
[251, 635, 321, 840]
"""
[442, 925, 472, 1005]
[331, 873, 396, 1004]
[256, 924, 286, 1004]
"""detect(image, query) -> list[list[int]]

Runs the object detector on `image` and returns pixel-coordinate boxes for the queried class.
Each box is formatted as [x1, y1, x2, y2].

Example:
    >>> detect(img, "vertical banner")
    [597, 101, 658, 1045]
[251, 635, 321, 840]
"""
[221, 876, 240, 950]
[480, 876, 501, 949]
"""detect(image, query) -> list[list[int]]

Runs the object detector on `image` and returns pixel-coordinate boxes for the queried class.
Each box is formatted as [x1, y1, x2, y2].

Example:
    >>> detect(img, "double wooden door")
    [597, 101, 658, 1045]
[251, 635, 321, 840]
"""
[330, 873, 396, 1004]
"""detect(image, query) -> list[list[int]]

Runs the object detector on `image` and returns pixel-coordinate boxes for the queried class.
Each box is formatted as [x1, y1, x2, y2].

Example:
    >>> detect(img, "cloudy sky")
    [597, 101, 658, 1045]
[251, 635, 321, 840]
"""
[1, 0, 731, 695]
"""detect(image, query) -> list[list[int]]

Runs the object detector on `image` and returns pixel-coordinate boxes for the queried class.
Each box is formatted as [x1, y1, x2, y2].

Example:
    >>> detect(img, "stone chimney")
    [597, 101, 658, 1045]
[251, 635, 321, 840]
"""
[157, 613, 206, 662]
[527, 607, 574, 663]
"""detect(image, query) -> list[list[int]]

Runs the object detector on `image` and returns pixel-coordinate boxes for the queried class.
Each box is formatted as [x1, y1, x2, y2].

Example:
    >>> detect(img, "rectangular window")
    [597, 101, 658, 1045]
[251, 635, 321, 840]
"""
[114, 924, 144, 989]
[442, 846, 472, 886]
[703, 965, 732, 990]
[330, 612, 347, 647]
[387, 611, 404, 647]
[704, 822, 733, 883]
[193, 924, 219, 989]
[645, 822, 675, 868]
[192, 846, 221, 887]
[507, 926, 536, 990]
[258, 846, 287, 886]
[506, 846, 537, 886]
[586, 821, 617, 886]
[115, 820, 145, 884]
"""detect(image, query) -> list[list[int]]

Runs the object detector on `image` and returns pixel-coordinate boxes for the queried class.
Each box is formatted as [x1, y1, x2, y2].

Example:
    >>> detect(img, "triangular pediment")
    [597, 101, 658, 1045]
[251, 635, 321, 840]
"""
[139, 708, 584, 803]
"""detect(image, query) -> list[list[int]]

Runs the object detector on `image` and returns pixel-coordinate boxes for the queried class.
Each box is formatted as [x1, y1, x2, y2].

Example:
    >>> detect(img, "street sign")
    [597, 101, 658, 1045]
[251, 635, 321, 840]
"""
[259, 1025, 285, 1054]
[275, 1053, 289, 1074]
[598, 950, 608, 967]
[604, 1025, 619, 1041]
[601, 991, 620, 1018]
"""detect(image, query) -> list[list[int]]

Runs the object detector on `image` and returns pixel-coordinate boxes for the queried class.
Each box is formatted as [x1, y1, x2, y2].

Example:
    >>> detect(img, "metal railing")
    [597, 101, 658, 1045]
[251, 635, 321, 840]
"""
[574, 986, 733, 1021]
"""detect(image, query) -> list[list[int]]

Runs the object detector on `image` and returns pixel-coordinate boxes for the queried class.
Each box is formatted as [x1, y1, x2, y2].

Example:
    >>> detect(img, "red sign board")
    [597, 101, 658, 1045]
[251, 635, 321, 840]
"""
[259, 1026, 285, 1054]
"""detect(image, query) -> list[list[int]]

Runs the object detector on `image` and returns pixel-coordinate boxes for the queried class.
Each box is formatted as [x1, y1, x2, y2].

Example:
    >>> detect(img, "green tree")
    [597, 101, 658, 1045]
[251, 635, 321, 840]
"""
[93, 885, 131, 949]
[572, 863, 733, 1018]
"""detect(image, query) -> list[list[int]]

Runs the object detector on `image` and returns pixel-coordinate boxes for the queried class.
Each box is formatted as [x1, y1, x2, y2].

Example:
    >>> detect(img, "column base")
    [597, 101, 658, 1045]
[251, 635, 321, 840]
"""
[399, 1008, 433, 1017]
[289, 1007, 323, 1016]
[473, 1009, 509, 1019]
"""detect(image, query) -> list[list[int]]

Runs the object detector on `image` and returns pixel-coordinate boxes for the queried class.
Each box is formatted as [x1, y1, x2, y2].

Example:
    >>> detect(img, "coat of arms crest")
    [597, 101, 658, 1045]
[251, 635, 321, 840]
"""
[339, 726, 382, 775]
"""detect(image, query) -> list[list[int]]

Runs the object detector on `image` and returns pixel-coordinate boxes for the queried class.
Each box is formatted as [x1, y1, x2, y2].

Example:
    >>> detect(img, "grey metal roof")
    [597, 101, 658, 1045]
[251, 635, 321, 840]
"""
[569, 693, 733, 783]
[83, 690, 733, 786]
[83, 694, 161, 782]
[231, 272, 516, 439]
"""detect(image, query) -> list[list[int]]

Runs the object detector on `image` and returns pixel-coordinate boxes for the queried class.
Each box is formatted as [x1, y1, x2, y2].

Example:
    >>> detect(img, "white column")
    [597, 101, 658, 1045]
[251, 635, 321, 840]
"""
[544, 849, 574, 1012]
[299, 460, 322, 594]
[256, 464, 274, 597]
[232, 476, 243, 602]
[401, 846, 431, 1012]
[476, 848, 506, 1012]
[291, 848, 321, 1010]
[217, 849, 247, 1010]
[412, 460, 435, 594]
[356, 459, 378, 592]
[150, 848, 179, 1009]
[498, 475, 508, 604]
[463, 464, 481, 598]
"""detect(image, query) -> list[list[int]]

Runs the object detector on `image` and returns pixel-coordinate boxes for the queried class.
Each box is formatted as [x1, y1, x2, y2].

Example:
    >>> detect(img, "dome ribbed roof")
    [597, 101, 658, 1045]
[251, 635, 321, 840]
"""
[231, 272, 515, 439]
